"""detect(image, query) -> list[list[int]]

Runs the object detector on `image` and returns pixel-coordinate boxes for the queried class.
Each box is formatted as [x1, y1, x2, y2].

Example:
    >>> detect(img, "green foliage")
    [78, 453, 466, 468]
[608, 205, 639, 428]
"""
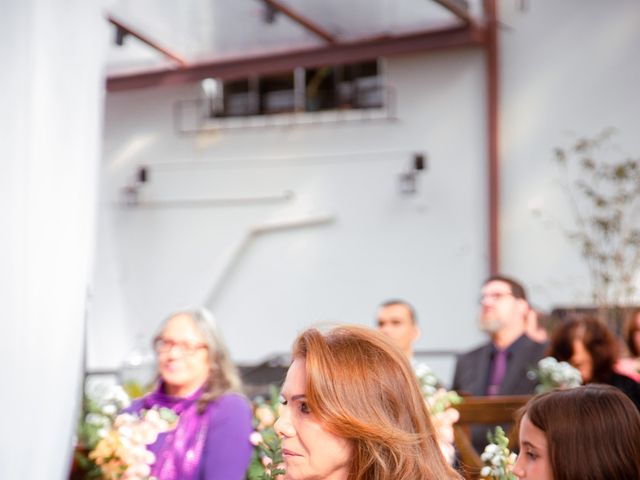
[246, 385, 284, 480]
[553, 128, 640, 308]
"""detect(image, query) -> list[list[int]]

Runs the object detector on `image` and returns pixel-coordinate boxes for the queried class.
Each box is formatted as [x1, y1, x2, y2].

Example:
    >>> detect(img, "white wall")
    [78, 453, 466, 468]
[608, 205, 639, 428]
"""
[93, 0, 640, 387]
[499, 0, 640, 308]
[94, 48, 489, 384]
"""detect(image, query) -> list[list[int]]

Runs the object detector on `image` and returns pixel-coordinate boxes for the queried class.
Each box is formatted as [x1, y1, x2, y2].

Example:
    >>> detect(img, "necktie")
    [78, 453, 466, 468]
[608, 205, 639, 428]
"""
[487, 349, 508, 396]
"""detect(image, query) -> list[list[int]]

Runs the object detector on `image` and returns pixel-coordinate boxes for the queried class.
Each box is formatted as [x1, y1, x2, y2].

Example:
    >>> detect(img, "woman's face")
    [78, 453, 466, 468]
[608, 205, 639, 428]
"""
[513, 414, 553, 480]
[570, 339, 593, 382]
[274, 358, 353, 480]
[156, 314, 210, 397]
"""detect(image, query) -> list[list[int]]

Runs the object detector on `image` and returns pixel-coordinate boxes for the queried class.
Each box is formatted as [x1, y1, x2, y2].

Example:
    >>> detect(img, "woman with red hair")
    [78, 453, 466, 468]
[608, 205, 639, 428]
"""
[275, 325, 460, 480]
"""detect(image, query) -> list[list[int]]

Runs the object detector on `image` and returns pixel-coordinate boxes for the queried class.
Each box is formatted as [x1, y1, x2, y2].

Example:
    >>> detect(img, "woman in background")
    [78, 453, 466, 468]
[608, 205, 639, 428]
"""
[126, 307, 253, 480]
[513, 384, 640, 479]
[618, 309, 640, 381]
[547, 315, 640, 408]
[274, 324, 460, 480]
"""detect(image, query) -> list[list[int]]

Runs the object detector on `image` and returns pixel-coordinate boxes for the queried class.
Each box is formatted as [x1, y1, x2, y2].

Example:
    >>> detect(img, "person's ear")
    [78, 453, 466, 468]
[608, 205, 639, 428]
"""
[413, 326, 421, 342]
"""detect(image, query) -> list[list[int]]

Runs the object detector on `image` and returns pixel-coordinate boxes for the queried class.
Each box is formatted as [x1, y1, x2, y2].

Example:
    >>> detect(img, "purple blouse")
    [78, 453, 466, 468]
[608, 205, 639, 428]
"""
[126, 384, 253, 480]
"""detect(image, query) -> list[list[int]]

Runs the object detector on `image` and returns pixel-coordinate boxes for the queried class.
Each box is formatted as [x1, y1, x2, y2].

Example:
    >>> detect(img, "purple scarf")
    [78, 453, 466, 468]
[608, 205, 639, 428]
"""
[130, 383, 211, 480]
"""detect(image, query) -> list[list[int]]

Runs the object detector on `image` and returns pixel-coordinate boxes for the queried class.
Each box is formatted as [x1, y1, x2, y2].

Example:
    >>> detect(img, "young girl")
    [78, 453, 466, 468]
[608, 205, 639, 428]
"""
[513, 384, 640, 480]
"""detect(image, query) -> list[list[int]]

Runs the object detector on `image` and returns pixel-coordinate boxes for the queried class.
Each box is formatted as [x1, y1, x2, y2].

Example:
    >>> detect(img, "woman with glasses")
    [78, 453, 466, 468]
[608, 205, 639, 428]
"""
[125, 307, 253, 480]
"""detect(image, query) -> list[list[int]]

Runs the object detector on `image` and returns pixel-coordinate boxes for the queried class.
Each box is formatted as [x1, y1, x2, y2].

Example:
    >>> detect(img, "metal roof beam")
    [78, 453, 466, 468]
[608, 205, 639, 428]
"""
[106, 25, 485, 92]
[432, 0, 474, 25]
[261, 0, 336, 44]
[107, 15, 188, 67]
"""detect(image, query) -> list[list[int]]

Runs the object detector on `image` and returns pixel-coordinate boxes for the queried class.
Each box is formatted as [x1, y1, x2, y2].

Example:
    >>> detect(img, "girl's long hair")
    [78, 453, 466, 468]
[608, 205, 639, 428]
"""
[518, 384, 640, 480]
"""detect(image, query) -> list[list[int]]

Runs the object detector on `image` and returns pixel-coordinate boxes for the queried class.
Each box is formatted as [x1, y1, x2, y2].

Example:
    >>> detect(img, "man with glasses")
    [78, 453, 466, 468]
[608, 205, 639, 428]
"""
[451, 275, 547, 452]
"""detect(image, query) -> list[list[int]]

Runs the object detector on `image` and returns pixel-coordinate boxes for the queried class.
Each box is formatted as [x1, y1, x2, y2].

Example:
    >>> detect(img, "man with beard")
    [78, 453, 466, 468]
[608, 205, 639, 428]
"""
[451, 275, 547, 452]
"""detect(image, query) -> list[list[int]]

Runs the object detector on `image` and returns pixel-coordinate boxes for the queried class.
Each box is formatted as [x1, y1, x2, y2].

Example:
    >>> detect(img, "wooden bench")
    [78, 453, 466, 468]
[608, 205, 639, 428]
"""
[452, 395, 531, 480]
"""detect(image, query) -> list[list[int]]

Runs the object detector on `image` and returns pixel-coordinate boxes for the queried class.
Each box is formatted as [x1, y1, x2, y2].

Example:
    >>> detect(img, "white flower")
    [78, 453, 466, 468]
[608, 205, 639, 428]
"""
[102, 404, 117, 416]
[531, 356, 583, 393]
[249, 431, 264, 446]
[413, 361, 461, 466]
[86, 413, 109, 426]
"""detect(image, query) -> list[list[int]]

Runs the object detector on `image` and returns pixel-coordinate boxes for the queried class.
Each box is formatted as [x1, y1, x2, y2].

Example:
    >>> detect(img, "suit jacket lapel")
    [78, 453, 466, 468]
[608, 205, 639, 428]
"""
[474, 344, 493, 395]
[499, 336, 532, 394]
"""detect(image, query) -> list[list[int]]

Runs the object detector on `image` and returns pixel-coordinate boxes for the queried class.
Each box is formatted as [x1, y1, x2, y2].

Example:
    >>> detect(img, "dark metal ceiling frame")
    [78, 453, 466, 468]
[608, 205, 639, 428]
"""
[432, 0, 474, 25]
[262, 0, 336, 44]
[107, 16, 187, 67]
[106, 24, 485, 91]
[483, 0, 500, 274]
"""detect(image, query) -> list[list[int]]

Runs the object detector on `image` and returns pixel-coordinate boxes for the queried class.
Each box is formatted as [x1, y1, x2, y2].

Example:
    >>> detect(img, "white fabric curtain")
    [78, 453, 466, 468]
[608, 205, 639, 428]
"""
[0, 0, 108, 478]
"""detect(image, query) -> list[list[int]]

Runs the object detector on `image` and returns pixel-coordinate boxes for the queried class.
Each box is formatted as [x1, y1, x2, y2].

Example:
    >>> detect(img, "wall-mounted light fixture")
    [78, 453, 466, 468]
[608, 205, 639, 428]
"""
[263, 2, 278, 24]
[121, 165, 149, 207]
[398, 152, 427, 195]
[114, 25, 128, 46]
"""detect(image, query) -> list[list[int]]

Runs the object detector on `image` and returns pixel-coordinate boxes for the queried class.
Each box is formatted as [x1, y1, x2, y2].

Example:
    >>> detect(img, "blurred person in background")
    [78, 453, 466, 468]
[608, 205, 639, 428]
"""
[376, 299, 420, 361]
[125, 307, 253, 480]
[452, 275, 546, 453]
[548, 315, 640, 409]
[617, 308, 640, 382]
[525, 307, 549, 344]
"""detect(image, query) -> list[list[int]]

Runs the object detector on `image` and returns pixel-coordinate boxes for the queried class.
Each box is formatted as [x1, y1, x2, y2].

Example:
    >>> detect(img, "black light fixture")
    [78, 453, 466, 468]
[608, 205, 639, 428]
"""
[399, 152, 428, 195]
[263, 2, 278, 24]
[121, 165, 150, 207]
[114, 25, 128, 46]
[137, 166, 148, 184]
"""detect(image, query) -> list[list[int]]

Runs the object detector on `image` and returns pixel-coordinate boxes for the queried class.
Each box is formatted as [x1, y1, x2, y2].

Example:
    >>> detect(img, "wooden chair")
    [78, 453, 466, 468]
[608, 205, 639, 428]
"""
[452, 395, 531, 480]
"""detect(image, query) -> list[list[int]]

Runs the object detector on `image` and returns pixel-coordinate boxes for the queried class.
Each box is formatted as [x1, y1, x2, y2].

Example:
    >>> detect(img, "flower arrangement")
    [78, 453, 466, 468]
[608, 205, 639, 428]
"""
[74, 383, 132, 478]
[246, 386, 285, 480]
[527, 356, 583, 393]
[89, 407, 178, 480]
[414, 362, 462, 464]
[480, 426, 517, 480]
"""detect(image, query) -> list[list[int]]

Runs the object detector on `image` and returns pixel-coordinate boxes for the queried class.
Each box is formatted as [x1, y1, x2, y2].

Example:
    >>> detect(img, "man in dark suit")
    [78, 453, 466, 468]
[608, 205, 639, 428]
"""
[452, 275, 547, 452]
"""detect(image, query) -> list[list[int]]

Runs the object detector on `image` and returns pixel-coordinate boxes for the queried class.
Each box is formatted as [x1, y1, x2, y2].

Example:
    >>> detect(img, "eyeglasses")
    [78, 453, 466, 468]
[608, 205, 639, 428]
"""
[479, 292, 514, 304]
[153, 337, 207, 356]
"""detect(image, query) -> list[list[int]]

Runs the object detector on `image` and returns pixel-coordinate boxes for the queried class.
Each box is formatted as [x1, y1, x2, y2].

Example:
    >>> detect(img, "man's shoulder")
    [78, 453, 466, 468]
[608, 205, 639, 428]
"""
[457, 342, 492, 362]
[517, 336, 548, 355]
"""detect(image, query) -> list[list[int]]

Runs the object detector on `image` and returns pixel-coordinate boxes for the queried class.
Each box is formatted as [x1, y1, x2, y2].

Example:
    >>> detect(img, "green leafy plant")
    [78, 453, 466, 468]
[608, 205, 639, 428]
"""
[246, 386, 285, 480]
[553, 128, 640, 313]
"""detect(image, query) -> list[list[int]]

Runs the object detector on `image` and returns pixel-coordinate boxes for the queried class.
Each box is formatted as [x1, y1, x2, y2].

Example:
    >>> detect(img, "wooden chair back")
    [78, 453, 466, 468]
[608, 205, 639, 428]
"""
[452, 395, 531, 480]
